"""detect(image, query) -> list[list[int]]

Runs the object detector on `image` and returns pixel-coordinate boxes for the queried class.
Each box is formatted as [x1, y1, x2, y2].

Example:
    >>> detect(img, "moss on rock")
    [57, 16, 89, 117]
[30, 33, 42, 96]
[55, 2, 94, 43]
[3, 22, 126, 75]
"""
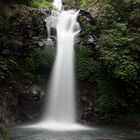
[0, 125, 9, 140]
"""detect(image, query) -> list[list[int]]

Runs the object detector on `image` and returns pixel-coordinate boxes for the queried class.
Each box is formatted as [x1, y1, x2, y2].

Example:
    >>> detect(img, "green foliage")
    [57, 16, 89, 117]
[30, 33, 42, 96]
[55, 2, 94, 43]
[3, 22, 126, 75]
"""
[110, 0, 140, 20]
[97, 5, 139, 82]
[32, 0, 53, 9]
[76, 0, 100, 8]
[76, 0, 140, 119]
[121, 113, 140, 123]
[24, 47, 54, 72]
[0, 57, 17, 82]
[0, 0, 53, 8]
[114, 58, 138, 81]
[100, 48, 139, 81]
[0, 125, 9, 140]
[94, 0, 140, 117]
[0, 0, 33, 5]
[22, 47, 55, 84]
[79, 18, 94, 37]
[96, 4, 118, 30]
[76, 46, 102, 82]
[32, 14, 46, 36]
[95, 80, 118, 114]
[0, 3, 54, 87]
[129, 8, 140, 26]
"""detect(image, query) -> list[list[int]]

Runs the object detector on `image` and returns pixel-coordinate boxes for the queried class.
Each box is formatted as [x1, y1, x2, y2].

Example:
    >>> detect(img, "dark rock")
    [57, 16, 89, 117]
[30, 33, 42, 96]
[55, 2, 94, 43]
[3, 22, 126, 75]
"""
[77, 82, 97, 124]
[0, 4, 50, 124]
[11, 40, 23, 51]
[79, 10, 96, 24]
[78, 10, 98, 48]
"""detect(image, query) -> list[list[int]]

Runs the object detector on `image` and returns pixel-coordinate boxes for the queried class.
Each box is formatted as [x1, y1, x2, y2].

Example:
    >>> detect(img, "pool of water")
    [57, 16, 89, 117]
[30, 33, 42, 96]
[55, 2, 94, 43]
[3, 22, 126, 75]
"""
[8, 125, 140, 140]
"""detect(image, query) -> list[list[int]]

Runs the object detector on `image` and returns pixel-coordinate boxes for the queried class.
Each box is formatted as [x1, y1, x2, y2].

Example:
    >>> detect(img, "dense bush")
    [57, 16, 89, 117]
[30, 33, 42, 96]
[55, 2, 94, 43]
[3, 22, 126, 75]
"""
[95, 80, 119, 114]
[76, 0, 140, 121]
[0, 0, 33, 5]
[75, 46, 102, 82]
[76, 0, 97, 9]
[0, 0, 53, 8]
[32, 0, 53, 9]
[95, 0, 140, 116]
[0, 57, 18, 82]
[22, 47, 55, 84]
[32, 14, 47, 36]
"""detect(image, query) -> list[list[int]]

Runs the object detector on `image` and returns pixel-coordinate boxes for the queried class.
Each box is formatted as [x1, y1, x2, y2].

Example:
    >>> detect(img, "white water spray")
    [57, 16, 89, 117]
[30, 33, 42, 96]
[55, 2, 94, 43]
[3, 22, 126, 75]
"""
[53, 0, 62, 10]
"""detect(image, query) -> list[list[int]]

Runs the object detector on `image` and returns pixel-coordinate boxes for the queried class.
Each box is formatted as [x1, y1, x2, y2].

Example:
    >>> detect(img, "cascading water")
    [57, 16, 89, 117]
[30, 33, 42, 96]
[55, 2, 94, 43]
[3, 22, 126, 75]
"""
[41, 1, 82, 130]
[45, 10, 80, 123]
[26, 0, 90, 131]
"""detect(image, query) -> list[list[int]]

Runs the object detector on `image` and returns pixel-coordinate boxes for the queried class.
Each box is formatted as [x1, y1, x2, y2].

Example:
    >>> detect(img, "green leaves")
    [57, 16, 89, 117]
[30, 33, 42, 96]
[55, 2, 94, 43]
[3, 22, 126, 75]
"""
[79, 18, 93, 37]
[32, 14, 46, 36]
[25, 47, 54, 71]
[100, 47, 139, 81]
[76, 46, 102, 82]
[0, 0, 33, 5]
[97, 4, 118, 29]
[77, 0, 97, 9]
[95, 80, 119, 114]
[92, 0, 140, 116]
[22, 47, 55, 84]
[129, 8, 140, 26]
[0, 57, 17, 82]
[97, 10, 138, 82]
[32, 0, 53, 9]
[114, 58, 139, 81]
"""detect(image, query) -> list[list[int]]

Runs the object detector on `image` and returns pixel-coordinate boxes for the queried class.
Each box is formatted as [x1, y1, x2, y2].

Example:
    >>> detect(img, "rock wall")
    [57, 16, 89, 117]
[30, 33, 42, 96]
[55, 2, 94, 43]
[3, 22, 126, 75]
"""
[0, 4, 98, 125]
[0, 4, 50, 124]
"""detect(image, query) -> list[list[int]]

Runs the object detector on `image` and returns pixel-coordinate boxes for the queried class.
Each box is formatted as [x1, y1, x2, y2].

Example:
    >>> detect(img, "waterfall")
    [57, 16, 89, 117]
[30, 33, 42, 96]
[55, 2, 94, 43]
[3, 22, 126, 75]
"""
[26, 0, 90, 131]
[45, 10, 80, 123]
[41, 0, 82, 130]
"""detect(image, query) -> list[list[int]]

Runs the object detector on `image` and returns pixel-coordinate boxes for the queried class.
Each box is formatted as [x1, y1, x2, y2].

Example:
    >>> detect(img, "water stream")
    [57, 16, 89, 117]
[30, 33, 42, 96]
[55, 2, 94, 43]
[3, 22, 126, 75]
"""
[25, 0, 88, 131]
[45, 10, 79, 124]
[41, 9, 82, 130]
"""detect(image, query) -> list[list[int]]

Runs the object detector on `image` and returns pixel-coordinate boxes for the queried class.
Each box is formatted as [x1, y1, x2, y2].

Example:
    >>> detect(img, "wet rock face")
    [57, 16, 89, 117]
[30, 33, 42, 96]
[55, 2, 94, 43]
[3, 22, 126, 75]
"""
[0, 84, 45, 124]
[0, 92, 18, 124]
[77, 82, 97, 124]
[17, 85, 45, 122]
[79, 10, 96, 24]
[78, 10, 98, 48]
[0, 4, 50, 124]
[0, 4, 51, 55]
